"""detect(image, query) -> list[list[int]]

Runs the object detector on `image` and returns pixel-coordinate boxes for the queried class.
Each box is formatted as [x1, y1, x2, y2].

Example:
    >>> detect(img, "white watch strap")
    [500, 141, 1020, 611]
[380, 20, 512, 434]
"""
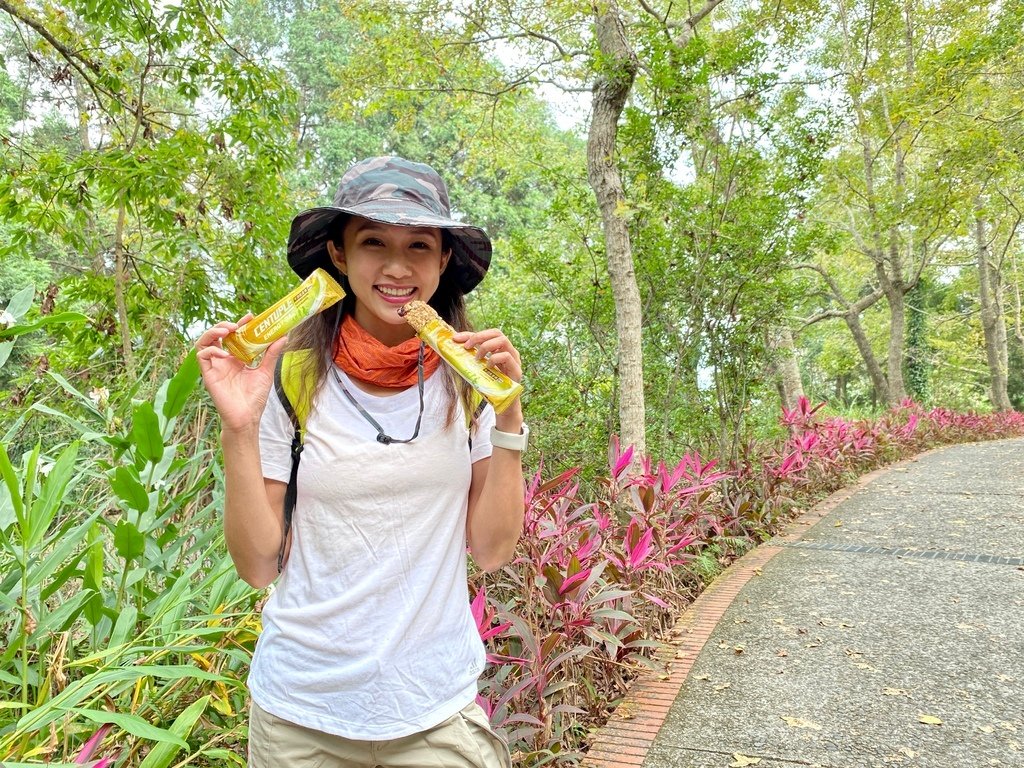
[490, 423, 529, 452]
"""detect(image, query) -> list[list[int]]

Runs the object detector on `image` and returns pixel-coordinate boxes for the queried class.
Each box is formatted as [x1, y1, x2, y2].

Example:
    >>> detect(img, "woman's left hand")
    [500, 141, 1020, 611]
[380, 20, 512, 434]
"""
[452, 328, 523, 384]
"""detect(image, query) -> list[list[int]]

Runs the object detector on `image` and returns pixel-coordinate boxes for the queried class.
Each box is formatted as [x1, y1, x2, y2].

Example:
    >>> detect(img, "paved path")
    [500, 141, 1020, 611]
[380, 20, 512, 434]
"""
[584, 439, 1024, 768]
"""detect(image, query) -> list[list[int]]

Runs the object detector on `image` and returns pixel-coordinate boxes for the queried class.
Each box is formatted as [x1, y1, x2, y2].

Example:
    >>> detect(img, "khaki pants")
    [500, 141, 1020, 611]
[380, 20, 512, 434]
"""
[248, 701, 513, 768]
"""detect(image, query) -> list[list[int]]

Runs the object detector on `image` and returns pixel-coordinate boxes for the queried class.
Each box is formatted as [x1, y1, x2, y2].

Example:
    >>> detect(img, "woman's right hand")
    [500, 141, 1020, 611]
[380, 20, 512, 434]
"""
[195, 314, 288, 433]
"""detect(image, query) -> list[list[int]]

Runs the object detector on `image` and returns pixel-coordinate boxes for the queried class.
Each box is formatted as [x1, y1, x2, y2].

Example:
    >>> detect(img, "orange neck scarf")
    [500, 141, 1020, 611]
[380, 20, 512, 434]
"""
[334, 314, 441, 388]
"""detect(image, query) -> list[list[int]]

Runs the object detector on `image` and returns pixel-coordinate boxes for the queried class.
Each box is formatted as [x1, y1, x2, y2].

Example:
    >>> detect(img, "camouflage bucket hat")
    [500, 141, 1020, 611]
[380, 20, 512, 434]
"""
[287, 156, 492, 294]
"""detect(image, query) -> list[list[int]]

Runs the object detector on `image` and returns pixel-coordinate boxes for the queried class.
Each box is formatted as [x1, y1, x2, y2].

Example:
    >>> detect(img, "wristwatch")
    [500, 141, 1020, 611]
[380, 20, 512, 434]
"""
[490, 423, 530, 452]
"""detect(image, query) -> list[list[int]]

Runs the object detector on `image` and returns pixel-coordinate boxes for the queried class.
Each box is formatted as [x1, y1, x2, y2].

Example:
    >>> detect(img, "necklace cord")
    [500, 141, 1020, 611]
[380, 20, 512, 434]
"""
[334, 342, 425, 445]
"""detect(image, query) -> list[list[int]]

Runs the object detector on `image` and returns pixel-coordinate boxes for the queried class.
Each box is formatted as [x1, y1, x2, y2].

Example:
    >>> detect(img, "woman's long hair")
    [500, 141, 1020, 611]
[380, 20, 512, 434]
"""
[284, 221, 477, 430]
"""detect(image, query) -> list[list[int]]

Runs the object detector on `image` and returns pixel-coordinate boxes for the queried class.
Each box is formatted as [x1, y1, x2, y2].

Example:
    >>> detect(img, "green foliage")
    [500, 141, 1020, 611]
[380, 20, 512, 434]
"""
[1, 355, 257, 764]
[0, 0, 299, 398]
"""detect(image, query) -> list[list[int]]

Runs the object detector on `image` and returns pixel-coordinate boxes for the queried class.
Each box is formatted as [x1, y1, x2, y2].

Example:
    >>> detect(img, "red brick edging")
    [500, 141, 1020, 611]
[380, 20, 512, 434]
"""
[581, 454, 926, 767]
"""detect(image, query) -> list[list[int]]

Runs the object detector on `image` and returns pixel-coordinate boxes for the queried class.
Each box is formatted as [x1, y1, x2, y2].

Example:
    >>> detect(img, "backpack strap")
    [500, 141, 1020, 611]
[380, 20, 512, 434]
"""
[273, 349, 312, 573]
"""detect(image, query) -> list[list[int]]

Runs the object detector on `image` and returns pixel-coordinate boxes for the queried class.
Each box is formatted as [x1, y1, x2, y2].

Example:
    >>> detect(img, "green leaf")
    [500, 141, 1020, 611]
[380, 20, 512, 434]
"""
[26, 441, 81, 548]
[4, 285, 35, 320]
[29, 403, 98, 439]
[43, 370, 106, 420]
[109, 605, 139, 648]
[0, 442, 24, 527]
[0, 340, 13, 368]
[110, 465, 150, 513]
[137, 695, 211, 768]
[17, 444, 40, 542]
[0, 311, 88, 340]
[159, 348, 201, 420]
[27, 511, 100, 592]
[199, 749, 246, 766]
[70, 707, 189, 748]
[84, 520, 104, 590]
[27, 590, 92, 640]
[114, 519, 146, 562]
[84, 521, 106, 626]
[131, 401, 164, 464]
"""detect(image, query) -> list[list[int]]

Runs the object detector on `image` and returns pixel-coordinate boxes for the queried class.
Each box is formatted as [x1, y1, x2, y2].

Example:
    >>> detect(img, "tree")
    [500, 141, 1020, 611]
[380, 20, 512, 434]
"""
[794, 0, 1021, 408]
[0, 0, 297, 391]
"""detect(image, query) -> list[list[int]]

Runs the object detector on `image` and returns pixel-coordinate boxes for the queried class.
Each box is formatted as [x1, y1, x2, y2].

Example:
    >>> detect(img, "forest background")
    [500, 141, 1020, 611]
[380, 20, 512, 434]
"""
[1, 0, 1021, 766]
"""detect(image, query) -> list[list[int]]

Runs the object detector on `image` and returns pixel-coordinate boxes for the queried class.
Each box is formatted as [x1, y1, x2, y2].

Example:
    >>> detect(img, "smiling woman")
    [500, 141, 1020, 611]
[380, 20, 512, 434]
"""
[195, 155, 525, 768]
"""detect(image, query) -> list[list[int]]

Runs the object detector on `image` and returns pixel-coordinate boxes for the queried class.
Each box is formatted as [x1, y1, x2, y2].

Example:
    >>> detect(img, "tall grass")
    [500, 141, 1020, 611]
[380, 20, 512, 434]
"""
[2, 353, 256, 766]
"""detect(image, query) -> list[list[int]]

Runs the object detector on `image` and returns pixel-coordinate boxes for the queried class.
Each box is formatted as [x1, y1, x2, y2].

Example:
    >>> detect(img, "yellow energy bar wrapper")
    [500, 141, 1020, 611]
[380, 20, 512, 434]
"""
[400, 300, 523, 414]
[223, 268, 345, 364]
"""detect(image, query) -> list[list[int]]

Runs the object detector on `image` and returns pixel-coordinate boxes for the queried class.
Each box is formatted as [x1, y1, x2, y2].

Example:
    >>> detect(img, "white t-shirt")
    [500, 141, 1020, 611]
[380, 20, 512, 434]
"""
[250, 366, 495, 740]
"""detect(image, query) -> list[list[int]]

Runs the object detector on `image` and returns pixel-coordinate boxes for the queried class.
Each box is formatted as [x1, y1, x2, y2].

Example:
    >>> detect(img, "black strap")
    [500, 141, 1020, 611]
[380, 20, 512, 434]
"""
[278, 430, 302, 572]
[274, 354, 302, 573]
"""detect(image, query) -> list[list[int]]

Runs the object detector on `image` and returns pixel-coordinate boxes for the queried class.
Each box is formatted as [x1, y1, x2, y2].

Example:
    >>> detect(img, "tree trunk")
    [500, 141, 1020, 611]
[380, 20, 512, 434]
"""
[975, 203, 1012, 411]
[114, 200, 136, 378]
[587, 2, 645, 459]
[885, 295, 908, 404]
[770, 326, 804, 411]
[878, 232, 909, 406]
[845, 311, 890, 404]
[835, 374, 847, 406]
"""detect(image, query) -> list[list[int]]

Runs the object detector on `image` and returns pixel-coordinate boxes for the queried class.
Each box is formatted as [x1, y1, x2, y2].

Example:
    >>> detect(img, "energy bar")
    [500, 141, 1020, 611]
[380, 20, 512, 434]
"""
[399, 300, 523, 414]
[223, 268, 345, 365]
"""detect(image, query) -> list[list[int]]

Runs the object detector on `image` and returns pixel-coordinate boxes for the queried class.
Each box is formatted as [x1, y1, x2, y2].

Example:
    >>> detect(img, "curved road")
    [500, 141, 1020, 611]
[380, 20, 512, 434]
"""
[585, 438, 1024, 768]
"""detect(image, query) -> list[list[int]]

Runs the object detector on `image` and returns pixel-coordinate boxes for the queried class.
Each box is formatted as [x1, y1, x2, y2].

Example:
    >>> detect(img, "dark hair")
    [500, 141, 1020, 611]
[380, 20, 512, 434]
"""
[284, 217, 476, 430]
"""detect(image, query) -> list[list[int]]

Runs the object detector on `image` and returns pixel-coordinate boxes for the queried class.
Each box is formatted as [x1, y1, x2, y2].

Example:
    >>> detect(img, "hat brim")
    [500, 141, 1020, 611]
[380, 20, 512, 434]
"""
[286, 203, 492, 294]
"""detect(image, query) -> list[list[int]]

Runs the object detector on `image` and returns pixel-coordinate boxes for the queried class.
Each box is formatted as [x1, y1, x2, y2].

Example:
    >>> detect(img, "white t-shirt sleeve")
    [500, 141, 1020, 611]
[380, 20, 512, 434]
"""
[258, 391, 296, 484]
[470, 403, 496, 464]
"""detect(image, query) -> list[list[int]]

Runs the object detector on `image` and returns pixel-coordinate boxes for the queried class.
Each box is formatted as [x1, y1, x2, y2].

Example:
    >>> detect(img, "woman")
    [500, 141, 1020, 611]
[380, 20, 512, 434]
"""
[196, 156, 525, 767]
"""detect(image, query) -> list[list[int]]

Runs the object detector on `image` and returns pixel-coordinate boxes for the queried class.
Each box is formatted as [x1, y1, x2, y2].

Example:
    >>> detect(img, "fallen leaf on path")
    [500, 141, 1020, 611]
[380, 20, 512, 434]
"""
[714, 682, 732, 691]
[883, 687, 910, 697]
[730, 755, 762, 767]
[781, 716, 822, 730]
[616, 702, 638, 720]
[834, 520, 843, 527]
[918, 714, 943, 725]
[776, 649, 789, 657]
[979, 725, 995, 734]
[899, 748, 918, 758]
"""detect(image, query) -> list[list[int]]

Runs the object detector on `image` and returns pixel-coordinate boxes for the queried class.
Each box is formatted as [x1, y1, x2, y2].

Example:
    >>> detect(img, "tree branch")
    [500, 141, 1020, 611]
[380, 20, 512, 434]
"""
[0, 0, 137, 127]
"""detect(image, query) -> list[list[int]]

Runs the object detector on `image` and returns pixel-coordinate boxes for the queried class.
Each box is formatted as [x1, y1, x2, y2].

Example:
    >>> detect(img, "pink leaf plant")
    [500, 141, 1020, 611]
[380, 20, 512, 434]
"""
[74, 724, 115, 767]
[473, 399, 1024, 761]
